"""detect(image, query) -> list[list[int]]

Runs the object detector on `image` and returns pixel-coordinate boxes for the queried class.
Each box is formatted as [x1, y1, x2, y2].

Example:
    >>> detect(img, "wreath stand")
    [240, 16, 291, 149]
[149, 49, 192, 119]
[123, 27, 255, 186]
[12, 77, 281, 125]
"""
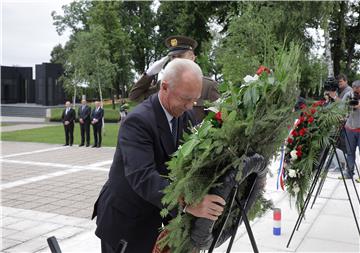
[286, 123, 360, 248]
[207, 177, 259, 253]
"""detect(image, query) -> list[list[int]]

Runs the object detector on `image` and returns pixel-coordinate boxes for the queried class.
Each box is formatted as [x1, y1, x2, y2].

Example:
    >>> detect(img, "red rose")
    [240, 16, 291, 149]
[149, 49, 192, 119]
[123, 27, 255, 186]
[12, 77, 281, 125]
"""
[214, 112, 222, 124]
[312, 100, 325, 107]
[296, 150, 302, 158]
[299, 116, 305, 123]
[287, 137, 293, 144]
[308, 116, 314, 123]
[256, 65, 271, 76]
[291, 130, 298, 137]
[310, 108, 316, 114]
[299, 128, 307, 136]
[296, 145, 302, 151]
[300, 103, 307, 110]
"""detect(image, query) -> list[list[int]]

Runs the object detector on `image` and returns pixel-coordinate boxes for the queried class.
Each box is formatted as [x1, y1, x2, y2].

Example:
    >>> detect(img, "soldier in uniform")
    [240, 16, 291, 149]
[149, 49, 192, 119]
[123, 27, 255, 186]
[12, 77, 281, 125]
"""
[129, 35, 220, 123]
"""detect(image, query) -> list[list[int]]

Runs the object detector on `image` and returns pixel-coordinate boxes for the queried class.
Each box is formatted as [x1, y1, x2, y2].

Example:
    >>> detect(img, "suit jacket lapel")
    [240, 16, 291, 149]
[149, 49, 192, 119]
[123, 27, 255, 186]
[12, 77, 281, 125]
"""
[151, 94, 176, 156]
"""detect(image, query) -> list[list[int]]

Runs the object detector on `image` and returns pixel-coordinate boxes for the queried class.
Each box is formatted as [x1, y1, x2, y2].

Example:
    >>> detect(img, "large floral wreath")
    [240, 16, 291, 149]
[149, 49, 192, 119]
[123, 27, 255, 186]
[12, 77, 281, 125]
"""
[282, 99, 347, 211]
[155, 44, 302, 253]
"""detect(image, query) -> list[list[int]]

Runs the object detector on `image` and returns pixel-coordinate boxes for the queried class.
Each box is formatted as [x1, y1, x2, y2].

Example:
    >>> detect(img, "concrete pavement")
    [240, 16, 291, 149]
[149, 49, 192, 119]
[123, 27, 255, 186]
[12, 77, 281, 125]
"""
[0, 141, 359, 252]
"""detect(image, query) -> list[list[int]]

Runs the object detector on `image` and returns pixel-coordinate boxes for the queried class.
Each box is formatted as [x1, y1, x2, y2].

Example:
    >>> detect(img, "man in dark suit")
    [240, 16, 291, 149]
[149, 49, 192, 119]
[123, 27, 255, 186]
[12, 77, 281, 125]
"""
[91, 101, 104, 148]
[78, 99, 91, 147]
[61, 101, 75, 146]
[92, 59, 225, 253]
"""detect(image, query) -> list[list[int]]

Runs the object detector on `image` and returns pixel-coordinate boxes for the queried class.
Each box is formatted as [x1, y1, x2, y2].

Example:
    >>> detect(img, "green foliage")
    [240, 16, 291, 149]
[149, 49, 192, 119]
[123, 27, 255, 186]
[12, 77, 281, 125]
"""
[160, 44, 301, 252]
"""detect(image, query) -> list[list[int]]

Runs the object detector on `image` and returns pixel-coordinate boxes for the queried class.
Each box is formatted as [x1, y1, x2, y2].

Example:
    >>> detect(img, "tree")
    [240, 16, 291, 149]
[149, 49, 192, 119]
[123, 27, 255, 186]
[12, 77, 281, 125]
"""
[51, 0, 92, 35]
[63, 25, 117, 103]
[119, 1, 157, 72]
[89, 1, 134, 97]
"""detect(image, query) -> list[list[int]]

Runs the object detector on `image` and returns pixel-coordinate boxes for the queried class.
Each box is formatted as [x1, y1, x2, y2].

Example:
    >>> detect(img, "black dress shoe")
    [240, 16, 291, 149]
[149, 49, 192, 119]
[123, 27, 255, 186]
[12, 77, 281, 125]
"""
[79, 144, 84, 147]
[92, 145, 97, 148]
[86, 144, 90, 147]
[63, 144, 69, 146]
[96, 145, 101, 148]
[70, 144, 73, 146]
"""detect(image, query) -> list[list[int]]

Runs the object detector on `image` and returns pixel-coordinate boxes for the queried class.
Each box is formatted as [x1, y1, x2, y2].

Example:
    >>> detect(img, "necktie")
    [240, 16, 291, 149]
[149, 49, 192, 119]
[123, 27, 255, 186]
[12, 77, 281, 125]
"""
[171, 117, 178, 145]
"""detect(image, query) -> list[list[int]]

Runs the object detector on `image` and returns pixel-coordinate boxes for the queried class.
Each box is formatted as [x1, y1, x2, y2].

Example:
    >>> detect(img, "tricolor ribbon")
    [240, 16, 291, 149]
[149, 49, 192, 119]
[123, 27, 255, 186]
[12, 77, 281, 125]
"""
[277, 144, 285, 190]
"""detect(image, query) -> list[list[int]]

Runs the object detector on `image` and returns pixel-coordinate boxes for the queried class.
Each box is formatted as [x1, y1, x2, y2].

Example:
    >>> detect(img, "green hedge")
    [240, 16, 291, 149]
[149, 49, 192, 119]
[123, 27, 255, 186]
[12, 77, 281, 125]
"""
[1, 124, 120, 147]
[50, 101, 137, 123]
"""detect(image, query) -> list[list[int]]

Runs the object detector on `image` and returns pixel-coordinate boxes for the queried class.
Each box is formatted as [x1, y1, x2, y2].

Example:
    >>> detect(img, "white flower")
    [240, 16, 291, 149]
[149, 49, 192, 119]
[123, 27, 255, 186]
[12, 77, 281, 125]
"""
[290, 150, 298, 161]
[206, 107, 219, 113]
[243, 74, 259, 83]
[293, 182, 300, 194]
[288, 169, 297, 178]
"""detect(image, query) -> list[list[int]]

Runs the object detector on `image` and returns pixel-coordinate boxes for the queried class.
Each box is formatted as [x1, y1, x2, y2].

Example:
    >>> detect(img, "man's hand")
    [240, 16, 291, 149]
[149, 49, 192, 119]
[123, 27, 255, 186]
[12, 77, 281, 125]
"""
[64, 121, 69, 125]
[328, 91, 338, 100]
[354, 103, 360, 110]
[79, 118, 84, 124]
[185, 194, 226, 221]
[146, 56, 169, 76]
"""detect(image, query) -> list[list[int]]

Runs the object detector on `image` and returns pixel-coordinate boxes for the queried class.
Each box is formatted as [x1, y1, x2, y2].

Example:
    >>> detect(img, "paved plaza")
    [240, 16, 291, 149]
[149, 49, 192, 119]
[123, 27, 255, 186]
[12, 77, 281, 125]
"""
[0, 138, 359, 252]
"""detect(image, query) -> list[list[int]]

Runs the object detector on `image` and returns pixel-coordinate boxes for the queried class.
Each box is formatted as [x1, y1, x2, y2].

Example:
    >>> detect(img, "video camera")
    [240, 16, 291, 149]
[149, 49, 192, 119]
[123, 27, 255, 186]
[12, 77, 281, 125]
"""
[324, 77, 339, 92]
[349, 91, 360, 107]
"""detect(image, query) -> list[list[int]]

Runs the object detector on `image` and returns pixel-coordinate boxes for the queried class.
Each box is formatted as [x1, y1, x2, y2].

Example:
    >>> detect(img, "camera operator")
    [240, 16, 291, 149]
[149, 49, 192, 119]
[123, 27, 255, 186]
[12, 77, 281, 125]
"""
[323, 75, 348, 172]
[341, 80, 360, 182]
[326, 74, 352, 102]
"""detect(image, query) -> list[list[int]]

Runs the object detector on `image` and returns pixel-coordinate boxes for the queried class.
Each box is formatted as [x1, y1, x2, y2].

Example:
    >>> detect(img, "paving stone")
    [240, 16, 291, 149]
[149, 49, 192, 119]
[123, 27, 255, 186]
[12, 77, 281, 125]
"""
[7, 219, 42, 231]
[43, 226, 84, 240]
[3, 236, 49, 252]
[0, 238, 22, 251]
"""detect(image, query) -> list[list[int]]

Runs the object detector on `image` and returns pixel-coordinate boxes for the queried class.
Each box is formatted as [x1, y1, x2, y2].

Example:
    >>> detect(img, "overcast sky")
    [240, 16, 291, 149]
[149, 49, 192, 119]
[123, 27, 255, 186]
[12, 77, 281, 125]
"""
[2, 0, 71, 70]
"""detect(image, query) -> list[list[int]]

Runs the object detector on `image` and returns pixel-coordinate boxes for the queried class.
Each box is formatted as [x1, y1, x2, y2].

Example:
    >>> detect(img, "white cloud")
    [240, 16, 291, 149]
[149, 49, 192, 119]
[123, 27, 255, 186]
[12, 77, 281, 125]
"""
[1, 0, 71, 69]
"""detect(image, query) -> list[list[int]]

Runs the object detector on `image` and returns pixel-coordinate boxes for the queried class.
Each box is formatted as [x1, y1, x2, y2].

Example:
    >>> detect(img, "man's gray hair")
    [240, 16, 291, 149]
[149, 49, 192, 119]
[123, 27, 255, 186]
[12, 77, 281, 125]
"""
[162, 58, 203, 88]
[352, 80, 360, 88]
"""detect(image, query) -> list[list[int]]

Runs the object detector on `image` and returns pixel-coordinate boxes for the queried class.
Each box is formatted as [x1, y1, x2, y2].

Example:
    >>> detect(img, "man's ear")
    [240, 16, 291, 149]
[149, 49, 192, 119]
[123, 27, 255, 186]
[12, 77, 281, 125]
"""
[162, 80, 169, 91]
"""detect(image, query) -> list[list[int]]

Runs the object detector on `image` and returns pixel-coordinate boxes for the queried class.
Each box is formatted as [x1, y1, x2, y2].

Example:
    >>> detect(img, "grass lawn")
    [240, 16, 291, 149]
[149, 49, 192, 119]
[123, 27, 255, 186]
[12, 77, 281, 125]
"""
[1, 123, 120, 147]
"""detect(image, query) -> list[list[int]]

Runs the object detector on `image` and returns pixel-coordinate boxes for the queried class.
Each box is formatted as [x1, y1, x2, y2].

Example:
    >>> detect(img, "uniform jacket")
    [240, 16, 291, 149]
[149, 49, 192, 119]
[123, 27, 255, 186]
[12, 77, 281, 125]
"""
[61, 108, 75, 125]
[78, 105, 91, 123]
[92, 94, 195, 252]
[91, 107, 104, 126]
[129, 73, 220, 123]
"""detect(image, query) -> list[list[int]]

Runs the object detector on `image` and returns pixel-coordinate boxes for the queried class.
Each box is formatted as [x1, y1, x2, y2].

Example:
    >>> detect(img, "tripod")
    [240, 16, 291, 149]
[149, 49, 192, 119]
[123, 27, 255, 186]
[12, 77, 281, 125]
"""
[208, 176, 259, 253]
[286, 124, 360, 248]
[310, 126, 360, 210]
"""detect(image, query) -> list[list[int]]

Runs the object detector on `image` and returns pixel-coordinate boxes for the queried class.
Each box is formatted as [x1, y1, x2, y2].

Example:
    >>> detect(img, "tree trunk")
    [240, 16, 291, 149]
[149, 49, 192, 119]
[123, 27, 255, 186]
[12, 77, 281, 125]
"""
[324, 20, 334, 77]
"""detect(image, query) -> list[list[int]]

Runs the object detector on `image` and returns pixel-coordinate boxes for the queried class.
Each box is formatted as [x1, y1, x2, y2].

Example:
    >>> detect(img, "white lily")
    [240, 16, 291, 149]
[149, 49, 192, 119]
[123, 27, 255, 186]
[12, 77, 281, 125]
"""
[290, 150, 298, 161]
[243, 74, 259, 83]
[206, 107, 219, 113]
[288, 169, 297, 178]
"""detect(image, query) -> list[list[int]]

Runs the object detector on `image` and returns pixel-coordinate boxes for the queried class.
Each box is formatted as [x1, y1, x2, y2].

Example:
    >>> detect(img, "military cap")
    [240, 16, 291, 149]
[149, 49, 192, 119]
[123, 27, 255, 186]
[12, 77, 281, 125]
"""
[165, 35, 198, 56]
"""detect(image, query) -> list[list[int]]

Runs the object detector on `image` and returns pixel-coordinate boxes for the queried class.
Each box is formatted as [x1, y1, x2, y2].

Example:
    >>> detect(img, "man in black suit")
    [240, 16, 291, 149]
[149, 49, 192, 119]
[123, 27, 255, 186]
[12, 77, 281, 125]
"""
[61, 101, 75, 146]
[78, 99, 91, 147]
[91, 101, 104, 148]
[92, 59, 225, 253]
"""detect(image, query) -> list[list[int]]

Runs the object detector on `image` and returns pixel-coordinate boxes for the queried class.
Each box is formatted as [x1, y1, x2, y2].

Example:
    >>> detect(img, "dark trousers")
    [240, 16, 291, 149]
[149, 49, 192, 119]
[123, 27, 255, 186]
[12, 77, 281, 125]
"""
[345, 128, 360, 176]
[101, 241, 116, 253]
[80, 122, 90, 145]
[64, 123, 74, 145]
[93, 123, 102, 146]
